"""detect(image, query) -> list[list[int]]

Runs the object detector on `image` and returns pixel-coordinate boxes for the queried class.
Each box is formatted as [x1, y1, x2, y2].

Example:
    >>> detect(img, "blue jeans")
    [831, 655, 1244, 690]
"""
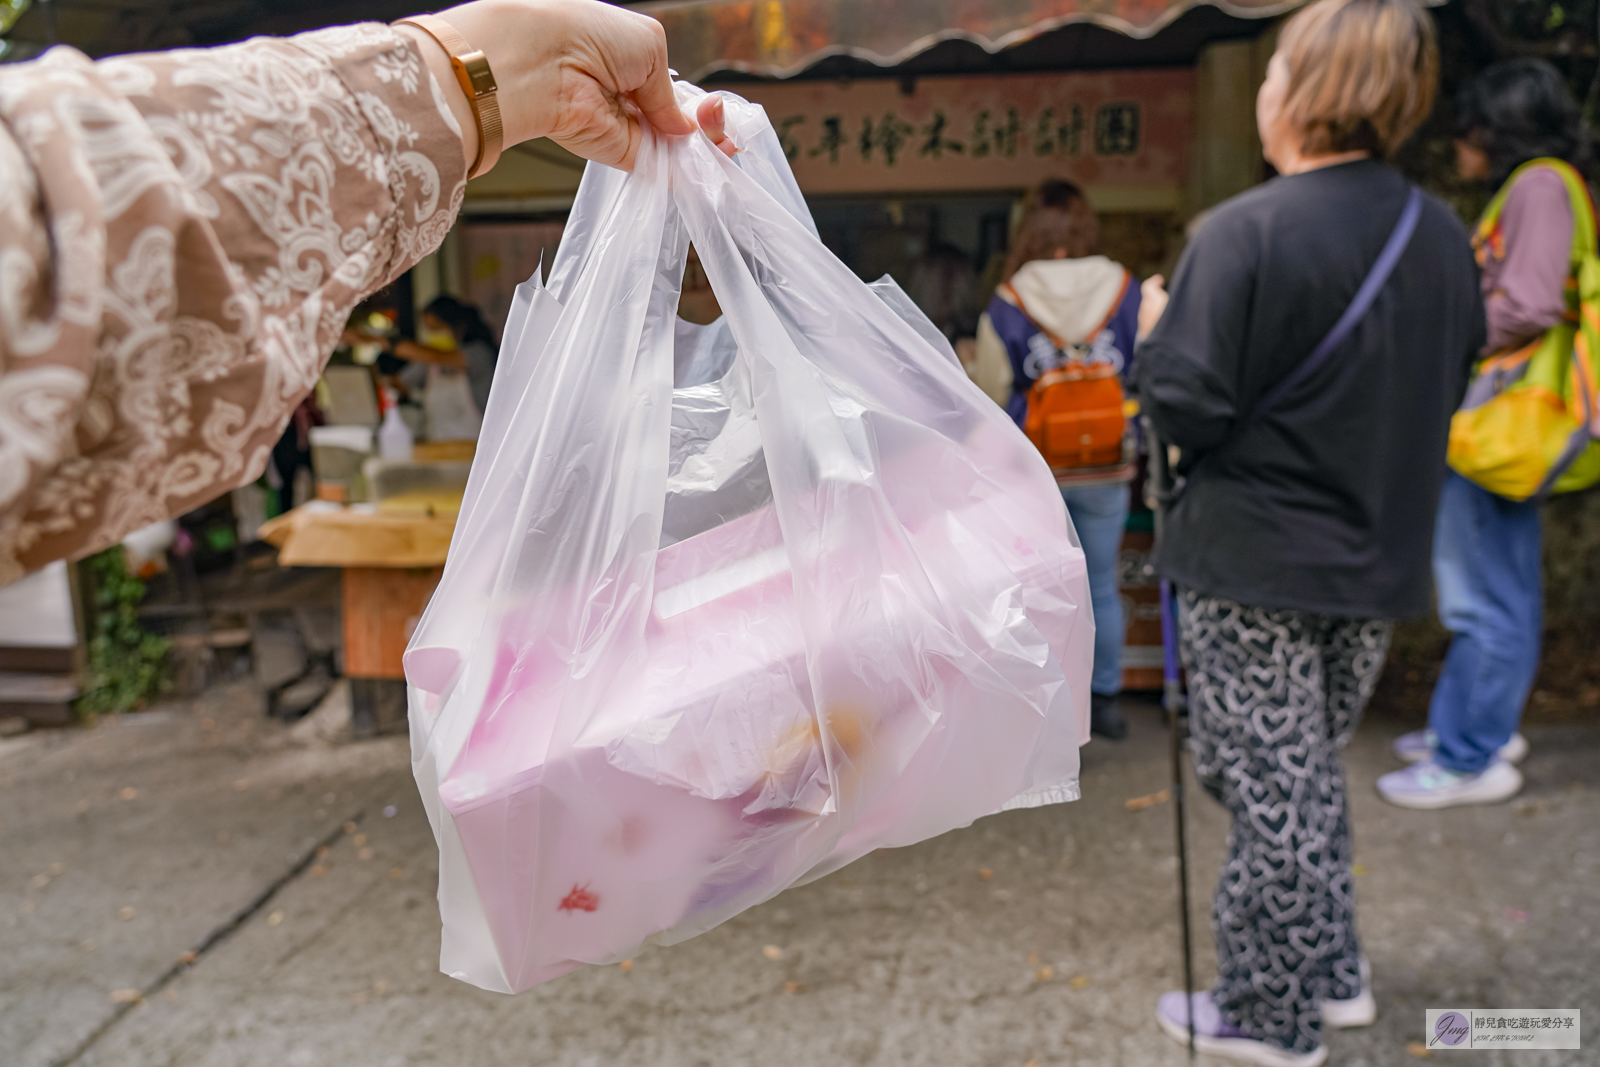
[1428, 471, 1542, 774]
[1061, 483, 1130, 697]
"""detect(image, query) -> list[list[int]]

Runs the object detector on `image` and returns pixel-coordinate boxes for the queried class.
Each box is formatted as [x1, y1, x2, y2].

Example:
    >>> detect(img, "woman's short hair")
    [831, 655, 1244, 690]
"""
[1455, 58, 1586, 183]
[1276, 0, 1438, 159]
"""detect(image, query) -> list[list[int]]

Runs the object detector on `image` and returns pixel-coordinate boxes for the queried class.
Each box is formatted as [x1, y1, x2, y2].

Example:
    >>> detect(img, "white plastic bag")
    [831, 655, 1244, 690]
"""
[405, 86, 1093, 994]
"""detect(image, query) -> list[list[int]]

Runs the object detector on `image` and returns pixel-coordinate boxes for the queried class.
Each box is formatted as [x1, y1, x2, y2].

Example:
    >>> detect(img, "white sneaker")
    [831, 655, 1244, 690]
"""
[1156, 991, 1327, 1067]
[1392, 729, 1528, 765]
[1376, 758, 1523, 810]
[1319, 957, 1374, 1029]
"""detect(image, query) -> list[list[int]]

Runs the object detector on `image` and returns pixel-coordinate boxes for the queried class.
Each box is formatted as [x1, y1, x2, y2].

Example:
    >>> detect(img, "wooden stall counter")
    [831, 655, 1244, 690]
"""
[260, 504, 456, 737]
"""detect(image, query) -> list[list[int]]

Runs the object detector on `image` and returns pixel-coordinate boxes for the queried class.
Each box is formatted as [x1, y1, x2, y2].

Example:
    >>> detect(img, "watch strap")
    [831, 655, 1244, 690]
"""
[395, 13, 502, 179]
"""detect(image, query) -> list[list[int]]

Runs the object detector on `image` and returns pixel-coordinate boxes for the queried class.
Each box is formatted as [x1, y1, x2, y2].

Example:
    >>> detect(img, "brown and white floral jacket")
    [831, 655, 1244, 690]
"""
[0, 25, 466, 583]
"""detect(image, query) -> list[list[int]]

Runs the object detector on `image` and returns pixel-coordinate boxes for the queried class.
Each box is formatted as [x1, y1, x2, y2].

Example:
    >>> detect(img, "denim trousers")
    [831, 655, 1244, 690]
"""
[1428, 471, 1543, 774]
[1060, 482, 1130, 696]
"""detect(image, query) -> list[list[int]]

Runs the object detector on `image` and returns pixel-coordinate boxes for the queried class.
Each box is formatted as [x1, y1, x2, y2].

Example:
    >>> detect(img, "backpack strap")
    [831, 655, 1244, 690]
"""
[1000, 270, 1132, 355]
[1478, 158, 1597, 267]
[1238, 186, 1423, 431]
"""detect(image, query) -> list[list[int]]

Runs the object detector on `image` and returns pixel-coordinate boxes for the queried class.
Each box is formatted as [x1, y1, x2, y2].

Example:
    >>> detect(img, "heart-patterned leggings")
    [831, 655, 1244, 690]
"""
[1176, 590, 1393, 1055]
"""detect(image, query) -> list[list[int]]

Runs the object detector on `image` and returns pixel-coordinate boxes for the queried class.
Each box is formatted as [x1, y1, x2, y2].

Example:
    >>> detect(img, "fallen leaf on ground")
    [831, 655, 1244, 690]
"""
[358, 848, 374, 861]
[619, 959, 633, 973]
[1026, 953, 1040, 965]
[1406, 1041, 1434, 1059]
[344, 821, 359, 834]
[267, 910, 284, 926]
[310, 865, 328, 878]
[1070, 975, 1090, 990]
[783, 981, 804, 994]
[109, 989, 142, 1004]
[29, 873, 50, 889]
[119, 787, 138, 801]
[233, 779, 250, 791]
[117, 906, 135, 921]
[1352, 865, 1368, 876]
[373, 981, 388, 994]
[388, 867, 404, 880]
[353, 833, 368, 847]
[315, 845, 329, 858]
[763, 945, 783, 960]
[977, 868, 994, 880]
[1125, 789, 1171, 811]
[177, 950, 197, 964]
[48, 863, 63, 875]
[1024, 1060, 1040, 1067]
[1034, 966, 1055, 981]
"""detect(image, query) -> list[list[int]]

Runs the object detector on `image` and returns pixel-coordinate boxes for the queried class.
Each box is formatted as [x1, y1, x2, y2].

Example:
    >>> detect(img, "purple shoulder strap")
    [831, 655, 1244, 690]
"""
[1239, 186, 1424, 429]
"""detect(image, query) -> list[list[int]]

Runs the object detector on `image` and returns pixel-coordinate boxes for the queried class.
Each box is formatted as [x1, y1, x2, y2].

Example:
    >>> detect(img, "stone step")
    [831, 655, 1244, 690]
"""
[0, 670, 79, 727]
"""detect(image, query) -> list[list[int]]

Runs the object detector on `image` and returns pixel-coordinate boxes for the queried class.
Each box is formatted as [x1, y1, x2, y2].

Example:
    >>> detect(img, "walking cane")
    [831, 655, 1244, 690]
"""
[1143, 416, 1197, 1061]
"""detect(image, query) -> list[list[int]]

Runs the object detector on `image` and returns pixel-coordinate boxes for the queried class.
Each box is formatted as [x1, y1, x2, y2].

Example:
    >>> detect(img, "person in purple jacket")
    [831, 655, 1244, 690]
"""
[1378, 59, 1588, 808]
[971, 181, 1143, 739]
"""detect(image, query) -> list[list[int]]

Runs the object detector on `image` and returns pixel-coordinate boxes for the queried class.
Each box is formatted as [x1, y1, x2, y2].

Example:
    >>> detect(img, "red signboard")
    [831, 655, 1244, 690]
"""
[732, 68, 1193, 195]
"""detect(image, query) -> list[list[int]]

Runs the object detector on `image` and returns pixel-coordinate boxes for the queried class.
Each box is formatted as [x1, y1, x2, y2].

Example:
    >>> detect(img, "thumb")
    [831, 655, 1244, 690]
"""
[629, 36, 694, 136]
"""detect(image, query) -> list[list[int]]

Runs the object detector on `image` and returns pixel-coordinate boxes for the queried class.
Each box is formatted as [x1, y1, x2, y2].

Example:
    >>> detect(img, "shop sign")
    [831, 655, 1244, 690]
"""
[731, 69, 1192, 196]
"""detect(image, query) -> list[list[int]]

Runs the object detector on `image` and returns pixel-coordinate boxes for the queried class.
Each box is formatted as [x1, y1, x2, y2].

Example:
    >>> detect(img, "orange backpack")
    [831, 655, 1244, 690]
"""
[1003, 277, 1130, 472]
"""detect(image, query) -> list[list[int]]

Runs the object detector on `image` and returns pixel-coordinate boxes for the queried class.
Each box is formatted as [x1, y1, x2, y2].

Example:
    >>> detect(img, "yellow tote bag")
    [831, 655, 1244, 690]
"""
[1448, 158, 1600, 501]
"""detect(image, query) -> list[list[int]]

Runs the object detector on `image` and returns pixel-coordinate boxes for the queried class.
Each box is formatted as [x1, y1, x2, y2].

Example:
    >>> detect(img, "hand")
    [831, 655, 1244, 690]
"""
[695, 95, 738, 159]
[401, 0, 734, 173]
[1138, 274, 1169, 340]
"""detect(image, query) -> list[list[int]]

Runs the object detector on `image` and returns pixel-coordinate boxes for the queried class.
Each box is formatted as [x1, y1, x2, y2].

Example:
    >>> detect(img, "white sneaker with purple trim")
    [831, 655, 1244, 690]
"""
[1155, 991, 1328, 1067]
[1376, 757, 1522, 810]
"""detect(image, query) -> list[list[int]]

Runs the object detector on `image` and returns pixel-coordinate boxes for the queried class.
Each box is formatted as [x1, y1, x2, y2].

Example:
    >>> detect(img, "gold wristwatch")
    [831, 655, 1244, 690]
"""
[394, 13, 503, 179]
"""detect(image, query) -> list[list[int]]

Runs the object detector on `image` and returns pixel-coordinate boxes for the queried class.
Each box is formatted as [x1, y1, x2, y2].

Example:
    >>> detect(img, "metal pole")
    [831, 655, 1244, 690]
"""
[1144, 418, 1196, 1061]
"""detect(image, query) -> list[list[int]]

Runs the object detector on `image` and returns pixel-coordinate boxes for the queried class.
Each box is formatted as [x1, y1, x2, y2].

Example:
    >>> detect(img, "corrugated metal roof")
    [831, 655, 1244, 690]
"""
[639, 0, 1313, 81]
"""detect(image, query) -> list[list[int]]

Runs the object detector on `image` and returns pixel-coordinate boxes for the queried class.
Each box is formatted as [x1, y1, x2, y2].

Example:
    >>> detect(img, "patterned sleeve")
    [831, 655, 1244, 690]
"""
[0, 25, 467, 582]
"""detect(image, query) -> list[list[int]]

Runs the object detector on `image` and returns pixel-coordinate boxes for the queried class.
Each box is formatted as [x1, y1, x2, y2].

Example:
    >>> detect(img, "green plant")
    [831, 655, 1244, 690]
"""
[78, 547, 171, 716]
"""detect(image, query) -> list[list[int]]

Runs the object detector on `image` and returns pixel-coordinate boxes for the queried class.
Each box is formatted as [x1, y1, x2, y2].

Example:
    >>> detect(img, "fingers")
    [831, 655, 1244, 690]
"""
[696, 96, 738, 158]
[626, 14, 695, 137]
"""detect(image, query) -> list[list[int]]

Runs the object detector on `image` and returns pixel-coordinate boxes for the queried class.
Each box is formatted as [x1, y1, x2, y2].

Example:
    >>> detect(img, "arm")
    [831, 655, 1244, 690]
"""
[391, 339, 469, 370]
[0, 0, 717, 581]
[1485, 168, 1575, 354]
[0, 28, 465, 579]
[1133, 218, 1255, 454]
[970, 313, 1015, 408]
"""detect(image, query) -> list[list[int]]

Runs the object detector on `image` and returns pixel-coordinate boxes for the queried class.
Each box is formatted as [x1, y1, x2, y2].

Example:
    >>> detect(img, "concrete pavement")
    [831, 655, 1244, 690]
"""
[3, 686, 1596, 1066]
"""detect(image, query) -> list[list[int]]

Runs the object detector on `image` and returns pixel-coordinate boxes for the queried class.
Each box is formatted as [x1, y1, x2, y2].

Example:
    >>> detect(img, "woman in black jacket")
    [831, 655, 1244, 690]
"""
[1135, 0, 1485, 1063]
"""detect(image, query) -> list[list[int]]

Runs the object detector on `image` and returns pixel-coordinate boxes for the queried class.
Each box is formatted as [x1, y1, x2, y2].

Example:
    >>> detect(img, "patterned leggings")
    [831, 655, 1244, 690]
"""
[1176, 591, 1393, 1055]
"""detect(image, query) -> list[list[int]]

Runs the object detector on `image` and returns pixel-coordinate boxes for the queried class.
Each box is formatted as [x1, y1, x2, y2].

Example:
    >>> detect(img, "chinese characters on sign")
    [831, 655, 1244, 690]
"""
[732, 70, 1191, 196]
[775, 103, 1127, 166]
